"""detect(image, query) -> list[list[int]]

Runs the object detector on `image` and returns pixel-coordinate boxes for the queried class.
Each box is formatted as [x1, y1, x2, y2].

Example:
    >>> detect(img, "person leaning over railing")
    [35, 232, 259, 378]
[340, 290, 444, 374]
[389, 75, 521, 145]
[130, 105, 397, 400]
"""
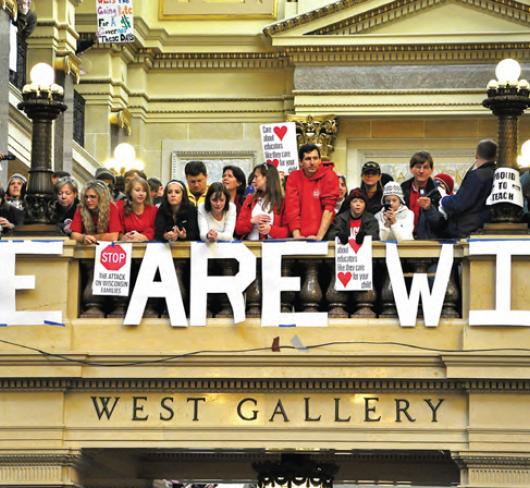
[53, 177, 79, 235]
[375, 181, 414, 241]
[326, 188, 379, 245]
[118, 176, 157, 243]
[235, 162, 289, 240]
[198, 182, 236, 242]
[70, 180, 121, 245]
[154, 180, 199, 242]
[0, 186, 24, 235]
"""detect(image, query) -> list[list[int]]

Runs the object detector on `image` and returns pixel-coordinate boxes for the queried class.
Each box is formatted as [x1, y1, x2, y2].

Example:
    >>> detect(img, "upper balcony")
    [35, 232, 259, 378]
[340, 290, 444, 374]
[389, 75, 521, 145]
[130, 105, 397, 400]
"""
[2, 237, 530, 383]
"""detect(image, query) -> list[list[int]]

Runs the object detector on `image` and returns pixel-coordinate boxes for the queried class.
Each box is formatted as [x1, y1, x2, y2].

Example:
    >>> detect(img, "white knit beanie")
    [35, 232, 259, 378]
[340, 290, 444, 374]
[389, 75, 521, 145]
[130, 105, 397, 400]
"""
[381, 181, 405, 205]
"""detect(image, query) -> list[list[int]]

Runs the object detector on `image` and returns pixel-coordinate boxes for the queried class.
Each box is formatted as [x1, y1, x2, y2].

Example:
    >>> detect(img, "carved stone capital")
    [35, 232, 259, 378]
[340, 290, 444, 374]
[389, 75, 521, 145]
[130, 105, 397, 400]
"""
[54, 54, 82, 84]
[286, 114, 337, 161]
[109, 108, 132, 136]
[1, 0, 17, 20]
[452, 452, 530, 487]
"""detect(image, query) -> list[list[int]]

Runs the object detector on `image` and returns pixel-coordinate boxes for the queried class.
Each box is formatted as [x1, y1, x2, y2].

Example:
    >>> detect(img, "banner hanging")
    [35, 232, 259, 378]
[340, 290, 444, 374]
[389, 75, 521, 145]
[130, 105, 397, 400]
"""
[486, 167, 523, 207]
[334, 236, 373, 291]
[92, 242, 132, 297]
[96, 0, 134, 44]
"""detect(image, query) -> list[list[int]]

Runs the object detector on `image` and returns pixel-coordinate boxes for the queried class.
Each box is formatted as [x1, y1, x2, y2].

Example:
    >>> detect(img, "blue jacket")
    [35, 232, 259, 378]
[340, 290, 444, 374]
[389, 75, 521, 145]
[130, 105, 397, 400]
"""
[441, 161, 496, 238]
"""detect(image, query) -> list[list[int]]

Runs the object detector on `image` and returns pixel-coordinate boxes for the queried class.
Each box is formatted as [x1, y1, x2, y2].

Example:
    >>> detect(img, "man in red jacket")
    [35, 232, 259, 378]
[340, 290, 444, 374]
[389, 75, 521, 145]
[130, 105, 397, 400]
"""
[285, 143, 339, 240]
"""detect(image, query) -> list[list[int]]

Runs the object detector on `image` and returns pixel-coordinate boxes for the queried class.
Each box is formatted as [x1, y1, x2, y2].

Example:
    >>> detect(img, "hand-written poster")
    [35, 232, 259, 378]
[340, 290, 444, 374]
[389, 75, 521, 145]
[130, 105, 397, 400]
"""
[486, 168, 524, 207]
[260, 122, 299, 174]
[97, 0, 135, 44]
[334, 236, 373, 291]
[93, 242, 132, 297]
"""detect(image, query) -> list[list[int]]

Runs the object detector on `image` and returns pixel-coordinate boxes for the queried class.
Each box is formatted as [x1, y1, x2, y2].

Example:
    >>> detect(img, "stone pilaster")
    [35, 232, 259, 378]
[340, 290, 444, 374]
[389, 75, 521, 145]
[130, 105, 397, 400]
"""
[453, 452, 530, 487]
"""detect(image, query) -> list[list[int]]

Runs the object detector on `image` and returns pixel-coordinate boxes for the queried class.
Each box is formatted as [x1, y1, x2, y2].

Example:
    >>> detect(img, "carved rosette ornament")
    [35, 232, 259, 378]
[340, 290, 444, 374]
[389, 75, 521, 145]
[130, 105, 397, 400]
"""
[287, 114, 337, 161]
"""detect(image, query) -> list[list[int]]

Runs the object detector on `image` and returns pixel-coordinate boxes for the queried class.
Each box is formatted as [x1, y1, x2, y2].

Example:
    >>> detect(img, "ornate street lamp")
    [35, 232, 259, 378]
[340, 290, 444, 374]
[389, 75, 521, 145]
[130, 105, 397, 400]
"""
[17, 62, 66, 226]
[104, 142, 144, 176]
[483, 58, 530, 223]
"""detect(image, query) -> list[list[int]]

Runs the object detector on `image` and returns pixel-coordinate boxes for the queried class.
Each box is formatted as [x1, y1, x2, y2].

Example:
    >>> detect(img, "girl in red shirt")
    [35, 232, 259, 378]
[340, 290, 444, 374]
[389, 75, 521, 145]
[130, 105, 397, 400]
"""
[235, 163, 289, 240]
[71, 180, 121, 244]
[119, 177, 157, 242]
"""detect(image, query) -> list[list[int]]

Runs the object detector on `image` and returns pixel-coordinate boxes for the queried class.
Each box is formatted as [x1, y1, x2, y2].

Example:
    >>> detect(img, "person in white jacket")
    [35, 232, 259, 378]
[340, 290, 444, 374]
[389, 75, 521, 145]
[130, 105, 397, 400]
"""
[198, 182, 236, 242]
[375, 181, 414, 241]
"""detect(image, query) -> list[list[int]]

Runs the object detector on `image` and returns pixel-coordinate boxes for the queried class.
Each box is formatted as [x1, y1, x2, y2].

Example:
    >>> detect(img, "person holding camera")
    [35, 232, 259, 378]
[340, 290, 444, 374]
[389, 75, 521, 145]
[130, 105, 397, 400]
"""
[375, 182, 414, 241]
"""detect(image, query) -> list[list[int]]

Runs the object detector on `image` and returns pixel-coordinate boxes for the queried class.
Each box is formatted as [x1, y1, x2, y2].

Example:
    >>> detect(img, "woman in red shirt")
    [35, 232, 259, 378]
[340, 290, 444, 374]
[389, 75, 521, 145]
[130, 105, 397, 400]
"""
[235, 163, 289, 240]
[119, 177, 157, 242]
[71, 180, 121, 244]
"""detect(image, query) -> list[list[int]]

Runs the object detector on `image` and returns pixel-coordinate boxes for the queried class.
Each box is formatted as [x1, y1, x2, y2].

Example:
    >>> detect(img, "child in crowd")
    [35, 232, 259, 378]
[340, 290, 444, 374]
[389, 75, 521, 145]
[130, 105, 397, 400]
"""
[119, 177, 157, 242]
[6, 173, 26, 211]
[326, 188, 379, 244]
[375, 181, 414, 241]
[198, 182, 236, 242]
[235, 163, 289, 240]
[155, 180, 199, 242]
[70, 180, 121, 244]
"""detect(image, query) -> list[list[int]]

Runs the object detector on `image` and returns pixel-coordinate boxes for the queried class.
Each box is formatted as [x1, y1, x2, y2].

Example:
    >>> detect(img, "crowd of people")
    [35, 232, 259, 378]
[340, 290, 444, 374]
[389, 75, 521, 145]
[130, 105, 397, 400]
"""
[0, 139, 511, 243]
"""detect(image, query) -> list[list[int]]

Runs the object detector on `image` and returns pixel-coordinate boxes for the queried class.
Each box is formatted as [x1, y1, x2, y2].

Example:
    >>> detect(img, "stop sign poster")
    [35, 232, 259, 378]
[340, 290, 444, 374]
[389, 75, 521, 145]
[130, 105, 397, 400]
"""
[92, 242, 132, 296]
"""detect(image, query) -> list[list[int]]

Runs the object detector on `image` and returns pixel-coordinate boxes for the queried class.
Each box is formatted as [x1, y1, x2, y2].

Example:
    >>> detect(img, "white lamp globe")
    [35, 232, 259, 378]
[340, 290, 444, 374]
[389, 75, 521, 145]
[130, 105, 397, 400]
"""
[29, 63, 55, 86]
[521, 139, 530, 157]
[113, 143, 136, 164]
[495, 58, 521, 84]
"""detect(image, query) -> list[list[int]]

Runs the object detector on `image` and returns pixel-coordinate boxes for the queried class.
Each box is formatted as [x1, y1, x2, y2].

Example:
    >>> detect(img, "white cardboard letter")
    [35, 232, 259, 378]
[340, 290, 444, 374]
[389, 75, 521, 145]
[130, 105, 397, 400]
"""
[0, 241, 64, 326]
[469, 240, 530, 326]
[189, 242, 256, 326]
[124, 243, 187, 326]
[261, 241, 328, 327]
[386, 242, 454, 327]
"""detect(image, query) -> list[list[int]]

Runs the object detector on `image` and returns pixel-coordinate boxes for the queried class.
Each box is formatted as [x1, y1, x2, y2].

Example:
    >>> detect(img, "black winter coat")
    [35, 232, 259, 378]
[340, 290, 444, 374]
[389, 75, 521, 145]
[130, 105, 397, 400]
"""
[326, 210, 380, 244]
[154, 204, 200, 242]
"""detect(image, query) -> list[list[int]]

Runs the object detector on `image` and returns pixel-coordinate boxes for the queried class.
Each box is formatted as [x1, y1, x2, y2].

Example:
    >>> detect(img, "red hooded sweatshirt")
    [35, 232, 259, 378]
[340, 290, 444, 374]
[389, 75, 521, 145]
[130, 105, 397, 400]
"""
[285, 165, 339, 237]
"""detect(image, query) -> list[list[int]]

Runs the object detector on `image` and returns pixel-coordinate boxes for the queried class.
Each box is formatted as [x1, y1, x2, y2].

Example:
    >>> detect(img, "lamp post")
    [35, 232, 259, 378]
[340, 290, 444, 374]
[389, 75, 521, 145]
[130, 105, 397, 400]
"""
[104, 142, 144, 177]
[17, 62, 66, 227]
[483, 58, 530, 223]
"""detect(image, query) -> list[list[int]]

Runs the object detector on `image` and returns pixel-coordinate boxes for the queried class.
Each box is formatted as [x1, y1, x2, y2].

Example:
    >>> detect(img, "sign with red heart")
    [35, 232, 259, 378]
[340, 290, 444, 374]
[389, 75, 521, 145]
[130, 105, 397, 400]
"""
[334, 236, 373, 291]
[260, 122, 298, 174]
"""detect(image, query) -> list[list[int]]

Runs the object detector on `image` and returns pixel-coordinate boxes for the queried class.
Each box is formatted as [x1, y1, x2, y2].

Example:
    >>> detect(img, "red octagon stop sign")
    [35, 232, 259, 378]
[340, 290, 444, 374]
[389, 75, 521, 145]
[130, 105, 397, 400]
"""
[100, 244, 127, 271]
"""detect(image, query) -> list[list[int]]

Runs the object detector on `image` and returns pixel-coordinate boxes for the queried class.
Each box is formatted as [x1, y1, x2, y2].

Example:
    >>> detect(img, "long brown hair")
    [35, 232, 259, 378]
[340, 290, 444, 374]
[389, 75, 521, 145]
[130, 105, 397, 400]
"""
[80, 180, 112, 234]
[252, 163, 284, 213]
[123, 176, 153, 216]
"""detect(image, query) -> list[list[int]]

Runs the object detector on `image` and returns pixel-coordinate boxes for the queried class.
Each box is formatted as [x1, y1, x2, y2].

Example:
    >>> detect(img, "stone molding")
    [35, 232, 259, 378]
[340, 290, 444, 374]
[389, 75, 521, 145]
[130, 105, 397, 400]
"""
[308, 0, 530, 35]
[0, 377, 530, 392]
[263, 0, 530, 36]
[54, 54, 82, 84]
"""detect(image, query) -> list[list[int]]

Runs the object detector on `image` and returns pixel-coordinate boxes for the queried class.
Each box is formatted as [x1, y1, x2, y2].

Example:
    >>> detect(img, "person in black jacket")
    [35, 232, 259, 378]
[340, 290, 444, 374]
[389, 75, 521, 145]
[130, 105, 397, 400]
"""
[326, 188, 379, 244]
[360, 161, 385, 215]
[0, 186, 24, 235]
[53, 177, 79, 235]
[440, 139, 497, 238]
[155, 179, 200, 242]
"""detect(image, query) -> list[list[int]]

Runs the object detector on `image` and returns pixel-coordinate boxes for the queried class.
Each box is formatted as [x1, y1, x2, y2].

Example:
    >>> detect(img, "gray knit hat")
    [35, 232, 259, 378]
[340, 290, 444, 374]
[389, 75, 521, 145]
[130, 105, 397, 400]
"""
[381, 181, 405, 205]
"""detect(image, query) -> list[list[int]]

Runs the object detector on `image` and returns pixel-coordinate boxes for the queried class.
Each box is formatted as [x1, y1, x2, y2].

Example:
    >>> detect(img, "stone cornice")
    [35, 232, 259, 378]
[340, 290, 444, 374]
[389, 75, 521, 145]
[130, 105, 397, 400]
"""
[149, 52, 290, 70]
[309, 0, 530, 35]
[263, 0, 530, 36]
[0, 377, 530, 392]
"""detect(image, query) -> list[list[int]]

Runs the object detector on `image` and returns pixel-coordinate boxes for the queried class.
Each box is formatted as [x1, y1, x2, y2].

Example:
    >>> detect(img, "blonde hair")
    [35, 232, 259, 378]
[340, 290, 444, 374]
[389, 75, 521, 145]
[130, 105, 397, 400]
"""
[80, 180, 112, 234]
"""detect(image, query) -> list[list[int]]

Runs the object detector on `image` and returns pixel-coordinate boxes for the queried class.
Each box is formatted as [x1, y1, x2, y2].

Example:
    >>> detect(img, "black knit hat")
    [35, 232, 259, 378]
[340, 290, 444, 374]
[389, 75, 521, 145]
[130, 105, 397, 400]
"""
[346, 187, 368, 205]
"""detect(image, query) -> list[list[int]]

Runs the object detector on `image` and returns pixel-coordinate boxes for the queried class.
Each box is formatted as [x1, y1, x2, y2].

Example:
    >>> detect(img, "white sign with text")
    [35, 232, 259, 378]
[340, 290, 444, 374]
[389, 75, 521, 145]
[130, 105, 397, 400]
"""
[486, 167, 523, 207]
[93, 242, 132, 297]
[260, 122, 298, 174]
[334, 237, 373, 291]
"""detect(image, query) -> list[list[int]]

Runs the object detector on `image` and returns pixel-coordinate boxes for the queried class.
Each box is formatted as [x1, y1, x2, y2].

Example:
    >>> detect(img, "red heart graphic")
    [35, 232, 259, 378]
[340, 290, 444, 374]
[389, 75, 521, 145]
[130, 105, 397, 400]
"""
[349, 238, 362, 254]
[266, 159, 280, 167]
[273, 125, 288, 141]
[338, 271, 352, 287]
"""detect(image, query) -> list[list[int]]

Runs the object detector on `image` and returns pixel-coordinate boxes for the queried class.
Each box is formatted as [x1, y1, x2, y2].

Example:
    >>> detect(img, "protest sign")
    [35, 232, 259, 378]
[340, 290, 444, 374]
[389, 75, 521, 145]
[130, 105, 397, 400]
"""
[93, 242, 132, 297]
[260, 122, 298, 174]
[334, 236, 373, 291]
[486, 167, 523, 207]
[97, 0, 134, 44]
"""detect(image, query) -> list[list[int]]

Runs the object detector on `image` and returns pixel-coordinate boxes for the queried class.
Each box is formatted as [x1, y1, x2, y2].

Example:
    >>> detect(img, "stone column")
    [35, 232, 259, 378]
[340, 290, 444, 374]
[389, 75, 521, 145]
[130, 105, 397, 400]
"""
[453, 452, 530, 487]
[0, 2, 16, 188]
[0, 450, 83, 487]
[54, 54, 80, 175]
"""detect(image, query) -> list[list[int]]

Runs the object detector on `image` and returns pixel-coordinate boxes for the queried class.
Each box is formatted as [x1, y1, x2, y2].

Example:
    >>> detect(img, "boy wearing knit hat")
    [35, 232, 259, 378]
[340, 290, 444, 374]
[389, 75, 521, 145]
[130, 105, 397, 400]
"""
[326, 187, 379, 245]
